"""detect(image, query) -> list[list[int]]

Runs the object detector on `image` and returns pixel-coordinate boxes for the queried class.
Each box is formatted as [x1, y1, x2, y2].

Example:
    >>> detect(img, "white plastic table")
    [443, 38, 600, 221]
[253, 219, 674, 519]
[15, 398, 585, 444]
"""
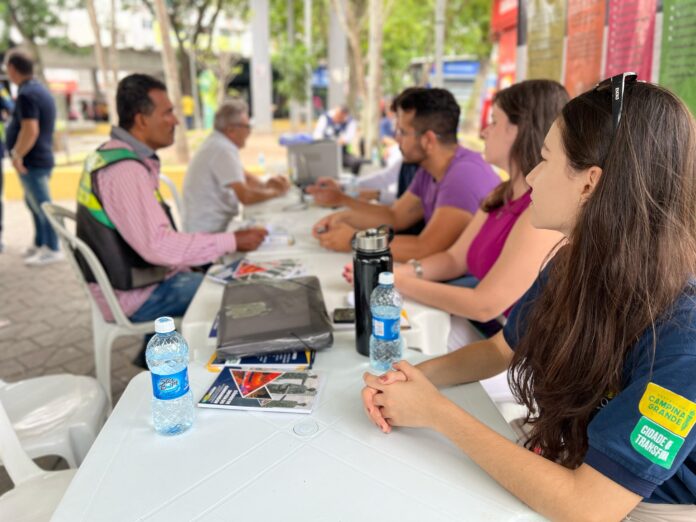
[52, 332, 543, 521]
[52, 192, 543, 521]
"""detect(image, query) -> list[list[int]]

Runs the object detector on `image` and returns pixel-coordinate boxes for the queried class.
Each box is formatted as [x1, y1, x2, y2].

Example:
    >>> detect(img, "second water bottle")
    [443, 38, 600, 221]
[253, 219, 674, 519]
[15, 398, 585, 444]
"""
[369, 272, 403, 373]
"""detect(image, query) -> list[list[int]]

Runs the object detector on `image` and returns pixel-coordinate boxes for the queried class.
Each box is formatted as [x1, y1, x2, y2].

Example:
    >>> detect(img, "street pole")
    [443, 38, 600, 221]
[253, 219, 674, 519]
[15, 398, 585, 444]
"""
[153, 0, 189, 162]
[188, 47, 202, 130]
[250, 0, 273, 132]
[304, 0, 312, 130]
[434, 0, 446, 88]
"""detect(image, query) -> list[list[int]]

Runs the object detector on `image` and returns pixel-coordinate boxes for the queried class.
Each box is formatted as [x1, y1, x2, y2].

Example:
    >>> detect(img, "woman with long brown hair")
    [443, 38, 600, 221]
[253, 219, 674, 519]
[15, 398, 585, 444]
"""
[362, 76, 696, 520]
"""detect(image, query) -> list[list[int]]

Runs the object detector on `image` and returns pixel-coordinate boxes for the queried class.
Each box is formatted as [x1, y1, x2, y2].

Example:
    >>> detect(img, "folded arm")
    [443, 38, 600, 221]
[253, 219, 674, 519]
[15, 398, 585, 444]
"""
[389, 205, 473, 263]
[397, 209, 562, 321]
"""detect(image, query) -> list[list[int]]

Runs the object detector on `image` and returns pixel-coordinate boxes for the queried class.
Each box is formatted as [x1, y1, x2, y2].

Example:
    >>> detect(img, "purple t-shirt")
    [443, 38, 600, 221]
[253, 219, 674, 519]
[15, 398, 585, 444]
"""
[407, 146, 499, 223]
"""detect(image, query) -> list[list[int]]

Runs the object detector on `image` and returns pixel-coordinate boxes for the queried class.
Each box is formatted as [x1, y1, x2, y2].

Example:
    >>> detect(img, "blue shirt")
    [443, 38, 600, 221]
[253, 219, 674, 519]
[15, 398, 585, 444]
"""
[503, 267, 696, 504]
[6, 79, 56, 169]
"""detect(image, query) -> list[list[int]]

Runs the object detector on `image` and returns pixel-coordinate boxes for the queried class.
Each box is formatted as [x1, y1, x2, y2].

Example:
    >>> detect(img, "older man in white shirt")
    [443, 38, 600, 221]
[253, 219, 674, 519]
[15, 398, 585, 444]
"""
[183, 99, 289, 233]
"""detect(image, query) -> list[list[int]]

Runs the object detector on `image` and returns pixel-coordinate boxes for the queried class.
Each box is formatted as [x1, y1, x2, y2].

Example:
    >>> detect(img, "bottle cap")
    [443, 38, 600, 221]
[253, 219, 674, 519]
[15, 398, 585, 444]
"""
[379, 272, 394, 285]
[154, 316, 175, 334]
[352, 225, 393, 253]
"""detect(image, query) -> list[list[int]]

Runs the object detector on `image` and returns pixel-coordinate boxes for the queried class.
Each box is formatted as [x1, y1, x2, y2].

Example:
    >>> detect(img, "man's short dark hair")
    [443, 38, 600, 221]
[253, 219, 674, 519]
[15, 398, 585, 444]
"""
[6, 50, 34, 76]
[116, 74, 167, 130]
[393, 87, 460, 144]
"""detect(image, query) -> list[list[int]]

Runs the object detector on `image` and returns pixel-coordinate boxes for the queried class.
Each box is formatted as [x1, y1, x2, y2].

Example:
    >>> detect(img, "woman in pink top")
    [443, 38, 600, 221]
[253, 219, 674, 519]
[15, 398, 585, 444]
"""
[394, 80, 568, 358]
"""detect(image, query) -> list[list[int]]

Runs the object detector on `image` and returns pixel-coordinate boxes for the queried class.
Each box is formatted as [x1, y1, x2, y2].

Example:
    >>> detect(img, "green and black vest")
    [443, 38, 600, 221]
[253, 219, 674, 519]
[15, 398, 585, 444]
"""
[76, 147, 176, 291]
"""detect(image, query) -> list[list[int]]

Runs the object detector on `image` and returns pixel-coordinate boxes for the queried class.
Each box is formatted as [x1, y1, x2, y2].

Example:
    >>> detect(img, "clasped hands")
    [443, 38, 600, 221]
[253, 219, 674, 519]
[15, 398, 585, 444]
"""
[361, 361, 447, 434]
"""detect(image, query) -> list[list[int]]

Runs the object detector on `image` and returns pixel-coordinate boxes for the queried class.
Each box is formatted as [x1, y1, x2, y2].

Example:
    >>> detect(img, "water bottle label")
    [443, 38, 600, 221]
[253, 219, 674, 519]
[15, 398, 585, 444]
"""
[151, 368, 190, 401]
[373, 317, 399, 341]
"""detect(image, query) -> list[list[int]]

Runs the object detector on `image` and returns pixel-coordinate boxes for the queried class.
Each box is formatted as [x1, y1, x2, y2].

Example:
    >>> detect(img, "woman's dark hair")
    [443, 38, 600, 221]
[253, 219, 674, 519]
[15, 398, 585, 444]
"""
[116, 74, 167, 130]
[509, 82, 696, 467]
[482, 80, 569, 212]
[393, 87, 460, 144]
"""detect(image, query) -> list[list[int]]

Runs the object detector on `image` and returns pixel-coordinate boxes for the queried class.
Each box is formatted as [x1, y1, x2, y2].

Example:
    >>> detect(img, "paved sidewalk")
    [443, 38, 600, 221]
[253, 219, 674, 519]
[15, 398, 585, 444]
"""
[0, 200, 144, 398]
[0, 199, 146, 494]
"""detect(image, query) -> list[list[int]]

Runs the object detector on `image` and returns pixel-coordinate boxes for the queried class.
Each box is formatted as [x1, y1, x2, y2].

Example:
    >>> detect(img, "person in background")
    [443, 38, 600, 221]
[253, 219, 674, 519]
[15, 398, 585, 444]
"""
[0, 83, 13, 253]
[307, 160, 405, 207]
[312, 87, 499, 263]
[76, 74, 266, 365]
[4, 49, 62, 266]
[313, 105, 363, 175]
[183, 98, 290, 234]
[182, 94, 195, 129]
[363, 78, 696, 520]
[394, 81, 568, 339]
[387, 80, 568, 403]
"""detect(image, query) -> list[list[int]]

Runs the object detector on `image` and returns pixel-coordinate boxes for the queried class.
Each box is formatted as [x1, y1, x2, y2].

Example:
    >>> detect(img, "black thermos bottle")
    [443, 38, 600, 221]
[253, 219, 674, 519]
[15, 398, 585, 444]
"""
[352, 225, 394, 356]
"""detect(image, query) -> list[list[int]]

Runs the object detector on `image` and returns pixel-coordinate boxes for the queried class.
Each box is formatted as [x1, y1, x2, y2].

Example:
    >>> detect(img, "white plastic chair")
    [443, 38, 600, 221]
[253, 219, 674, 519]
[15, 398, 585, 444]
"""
[159, 172, 184, 227]
[42, 203, 179, 406]
[0, 399, 76, 522]
[0, 375, 107, 468]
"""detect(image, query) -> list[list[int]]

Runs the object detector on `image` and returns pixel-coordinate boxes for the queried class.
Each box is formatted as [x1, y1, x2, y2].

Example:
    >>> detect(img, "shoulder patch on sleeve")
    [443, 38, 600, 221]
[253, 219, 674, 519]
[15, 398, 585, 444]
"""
[631, 416, 684, 469]
[639, 382, 696, 437]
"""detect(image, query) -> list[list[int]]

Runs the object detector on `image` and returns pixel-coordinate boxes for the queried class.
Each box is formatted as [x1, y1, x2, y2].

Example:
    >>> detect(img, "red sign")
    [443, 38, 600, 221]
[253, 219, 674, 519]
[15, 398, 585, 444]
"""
[565, 0, 606, 97]
[48, 80, 78, 94]
[497, 27, 517, 90]
[605, 0, 658, 80]
[491, 0, 518, 34]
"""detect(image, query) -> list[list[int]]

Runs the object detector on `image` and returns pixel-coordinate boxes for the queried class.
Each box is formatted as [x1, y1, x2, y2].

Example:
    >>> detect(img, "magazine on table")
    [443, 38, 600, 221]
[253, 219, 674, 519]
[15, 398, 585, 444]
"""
[206, 349, 315, 372]
[198, 368, 321, 414]
[206, 258, 306, 284]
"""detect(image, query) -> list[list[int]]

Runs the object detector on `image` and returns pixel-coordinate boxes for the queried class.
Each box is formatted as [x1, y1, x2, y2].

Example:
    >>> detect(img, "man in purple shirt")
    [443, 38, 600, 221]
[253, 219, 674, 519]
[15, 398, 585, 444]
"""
[312, 87, 499, 262]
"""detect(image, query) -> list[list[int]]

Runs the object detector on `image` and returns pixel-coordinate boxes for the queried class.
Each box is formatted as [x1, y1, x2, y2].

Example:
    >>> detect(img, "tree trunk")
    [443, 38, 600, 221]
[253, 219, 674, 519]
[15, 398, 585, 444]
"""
[153, 0, 189, 162]
[109, 0, 120, 117]
[331, 0, 367, 154]
[86, 0, 117, 126]
[463, 57, 489, 134]
[6, 3, 48, 84]
[364, 0, 383, 156]
[178, 49, 193, 96]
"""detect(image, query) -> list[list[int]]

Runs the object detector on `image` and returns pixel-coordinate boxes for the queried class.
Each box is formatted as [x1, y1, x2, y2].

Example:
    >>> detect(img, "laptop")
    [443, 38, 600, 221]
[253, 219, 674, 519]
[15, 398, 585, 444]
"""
[286, 140, 341, 188]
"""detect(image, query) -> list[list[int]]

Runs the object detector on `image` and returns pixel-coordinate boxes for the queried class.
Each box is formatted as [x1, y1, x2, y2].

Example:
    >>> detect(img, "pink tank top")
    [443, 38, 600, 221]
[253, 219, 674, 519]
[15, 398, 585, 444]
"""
[466, 190, 532, 315]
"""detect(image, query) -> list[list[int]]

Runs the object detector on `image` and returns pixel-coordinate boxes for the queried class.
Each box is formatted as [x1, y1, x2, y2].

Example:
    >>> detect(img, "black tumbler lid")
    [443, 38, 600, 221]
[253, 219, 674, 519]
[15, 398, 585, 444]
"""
[352, 225, 393, 253]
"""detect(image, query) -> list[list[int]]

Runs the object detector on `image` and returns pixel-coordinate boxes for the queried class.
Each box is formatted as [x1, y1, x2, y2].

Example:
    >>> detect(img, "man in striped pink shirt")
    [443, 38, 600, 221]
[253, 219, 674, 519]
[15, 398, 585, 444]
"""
[77, 75, 266, 362]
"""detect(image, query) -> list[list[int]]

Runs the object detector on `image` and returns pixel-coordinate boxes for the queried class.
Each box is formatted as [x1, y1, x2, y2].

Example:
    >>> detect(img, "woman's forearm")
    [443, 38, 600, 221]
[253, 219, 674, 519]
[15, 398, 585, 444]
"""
[398, 276, 500, 322]
[431, 401, 640, 522]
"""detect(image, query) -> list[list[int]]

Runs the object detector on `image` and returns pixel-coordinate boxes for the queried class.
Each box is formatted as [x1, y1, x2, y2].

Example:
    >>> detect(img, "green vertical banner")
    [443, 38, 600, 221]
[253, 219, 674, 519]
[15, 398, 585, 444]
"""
[660, 0, 696, 115]
[527, 0, 567, 81]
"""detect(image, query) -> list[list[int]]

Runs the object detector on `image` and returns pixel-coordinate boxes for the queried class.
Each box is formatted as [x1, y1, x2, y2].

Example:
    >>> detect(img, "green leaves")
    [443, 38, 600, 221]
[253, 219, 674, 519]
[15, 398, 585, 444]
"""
[272, 40, 317, 103]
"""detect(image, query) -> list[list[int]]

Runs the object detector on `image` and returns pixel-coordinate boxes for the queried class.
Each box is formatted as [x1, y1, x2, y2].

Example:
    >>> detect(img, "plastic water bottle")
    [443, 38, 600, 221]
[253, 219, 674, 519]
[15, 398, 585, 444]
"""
[257, 152, 266, 172]
[369, 272, 403, 372]
[371, 146, 380, 166]
[146, 317, 194, 436]
[346, 175, 360, 198]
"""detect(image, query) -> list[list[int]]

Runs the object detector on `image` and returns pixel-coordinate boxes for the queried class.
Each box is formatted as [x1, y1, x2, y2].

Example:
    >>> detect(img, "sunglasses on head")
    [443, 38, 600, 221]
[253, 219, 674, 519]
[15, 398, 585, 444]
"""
[594, 72, 638, 133]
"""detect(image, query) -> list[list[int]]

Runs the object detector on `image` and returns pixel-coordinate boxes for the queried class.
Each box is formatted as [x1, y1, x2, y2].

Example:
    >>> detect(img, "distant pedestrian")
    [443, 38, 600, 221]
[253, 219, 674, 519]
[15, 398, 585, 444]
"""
[4, 49, 62, 265]
[182, 94, 195, 129]
[0, 83, 14, 253]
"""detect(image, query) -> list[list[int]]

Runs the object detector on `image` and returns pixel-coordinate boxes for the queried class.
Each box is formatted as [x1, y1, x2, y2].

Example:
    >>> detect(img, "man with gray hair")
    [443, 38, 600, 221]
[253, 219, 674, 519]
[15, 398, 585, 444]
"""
[183, 98, 289, 233]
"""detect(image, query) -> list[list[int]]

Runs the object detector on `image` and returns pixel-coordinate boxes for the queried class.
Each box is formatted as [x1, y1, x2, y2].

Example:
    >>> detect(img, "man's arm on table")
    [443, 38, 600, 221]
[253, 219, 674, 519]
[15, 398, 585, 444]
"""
[389, 205, 472, 262]
[339, 190, 424, 230]
[99, 163, 237, 266]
